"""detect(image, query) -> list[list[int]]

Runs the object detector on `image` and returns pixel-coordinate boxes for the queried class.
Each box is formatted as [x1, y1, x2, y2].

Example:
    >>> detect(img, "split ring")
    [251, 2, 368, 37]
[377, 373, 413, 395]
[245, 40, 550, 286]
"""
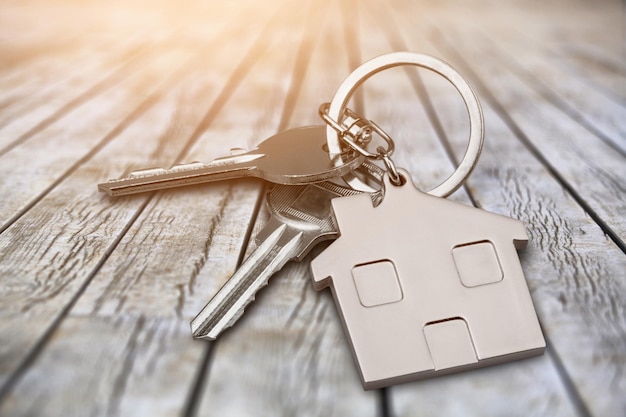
[326, 52, 484, 198]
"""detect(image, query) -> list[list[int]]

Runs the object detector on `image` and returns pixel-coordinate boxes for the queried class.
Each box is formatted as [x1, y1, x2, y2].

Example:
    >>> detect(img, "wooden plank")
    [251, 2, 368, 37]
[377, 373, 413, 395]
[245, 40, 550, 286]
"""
[0, 47, 195, 229]
[553, 43, 626, 105]
[470, 0, 626, 104]
[0, 0, 256, 143]
[429, 0, 626, 155]
[0, 36, 135, 105]
[0, 65, 201, 388]
[0, 45, 153, 154]
[194, 1, 379, 415]
[0, 1, 624, 417]
[0, 2, 327, 416]
[352, 2, 577, 416]
[384, 4, 626, 416]
[0, 0, 260, 384]
[0, 63, 254, 417]
[0, 38, 149, 142]
[433, 27, 626, 245]
[470, 30, 626, 156]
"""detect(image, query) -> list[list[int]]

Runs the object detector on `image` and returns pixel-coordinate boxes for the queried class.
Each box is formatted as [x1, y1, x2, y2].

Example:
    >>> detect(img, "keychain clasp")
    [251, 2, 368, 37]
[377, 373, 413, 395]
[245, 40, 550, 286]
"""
[321, 51, 484, 197]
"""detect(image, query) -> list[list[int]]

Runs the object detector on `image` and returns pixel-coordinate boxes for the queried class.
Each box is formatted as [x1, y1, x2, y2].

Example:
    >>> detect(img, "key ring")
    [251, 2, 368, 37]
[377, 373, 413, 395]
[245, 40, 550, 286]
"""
[324, 52, 484, 198]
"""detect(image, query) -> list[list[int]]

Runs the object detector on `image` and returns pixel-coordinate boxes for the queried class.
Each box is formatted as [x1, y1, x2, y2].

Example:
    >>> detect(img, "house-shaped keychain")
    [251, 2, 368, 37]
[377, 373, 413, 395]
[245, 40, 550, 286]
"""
[310, 171, 545, 390]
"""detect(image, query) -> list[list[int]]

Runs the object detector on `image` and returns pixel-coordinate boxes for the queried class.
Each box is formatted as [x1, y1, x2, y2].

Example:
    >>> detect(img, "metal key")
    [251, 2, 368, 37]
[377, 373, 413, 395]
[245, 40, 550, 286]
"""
[190, 163, 384, 340]
[98, 125, 365, 196]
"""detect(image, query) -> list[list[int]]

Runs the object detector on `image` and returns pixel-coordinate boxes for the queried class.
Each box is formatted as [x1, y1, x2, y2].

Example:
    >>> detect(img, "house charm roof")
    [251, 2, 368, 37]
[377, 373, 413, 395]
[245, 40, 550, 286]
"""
[310, 171, 545, 390]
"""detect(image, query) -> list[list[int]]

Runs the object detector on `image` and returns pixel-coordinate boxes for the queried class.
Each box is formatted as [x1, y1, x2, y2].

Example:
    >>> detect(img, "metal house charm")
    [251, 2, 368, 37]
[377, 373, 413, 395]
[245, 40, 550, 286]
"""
[310, 171, 545, 390]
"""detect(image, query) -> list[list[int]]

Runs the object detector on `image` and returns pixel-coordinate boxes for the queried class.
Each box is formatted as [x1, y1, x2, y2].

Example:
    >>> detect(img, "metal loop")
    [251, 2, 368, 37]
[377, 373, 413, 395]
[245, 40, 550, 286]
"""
[377, 146, 403, 186]
[325, 52, 484, 198]
[319, 102, 348, 135]
[319, 102, 395, 159]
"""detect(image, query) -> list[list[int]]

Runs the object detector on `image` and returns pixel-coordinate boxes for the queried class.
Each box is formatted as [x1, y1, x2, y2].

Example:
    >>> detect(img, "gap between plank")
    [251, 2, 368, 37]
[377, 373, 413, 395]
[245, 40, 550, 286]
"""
[184, 1, 332, 415]
[0, 43, 153, 158]
[173, 0, 313, 164]
[0, 56, 195, 236]
[275, 0, 328, 133]
[544, 334, 594, 417]
[371, 4, 587, 416]
[181, 184, 267, 417]
[280, 2, 348, 327]
[431, 26, 626, 255]
[472, 29, 626, 159]
[0, 195, 153, 402]
[180, 340, 216, 417]
[362, 0, 479, 208]
[0, 14, 253, 396]
[106, 315, 147, 417]
[339, 0, 365, 115]
[378, 387, 393, 417]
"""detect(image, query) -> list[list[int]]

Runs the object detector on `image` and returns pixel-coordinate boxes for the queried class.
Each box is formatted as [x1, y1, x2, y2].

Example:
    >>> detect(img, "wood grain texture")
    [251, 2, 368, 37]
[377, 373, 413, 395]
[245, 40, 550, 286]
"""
[476, 29, 626, 156]
[0, 7, 278, 416]
[195, 2, 380, 415]
[464, 0, 626, 105]
[0, 44, 154, 155]
[0, 0, 624, 416]
[356, 2, 578, 416]
[435, 26, 626, 245]
[384, 4, 626, 416]
[0, 49, 195, 229]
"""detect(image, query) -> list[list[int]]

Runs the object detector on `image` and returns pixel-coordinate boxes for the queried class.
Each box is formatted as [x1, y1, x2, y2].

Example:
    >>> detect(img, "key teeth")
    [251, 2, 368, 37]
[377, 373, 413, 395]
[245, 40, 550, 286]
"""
[191, 224, 301, 341]
[190, 284, 265, 340]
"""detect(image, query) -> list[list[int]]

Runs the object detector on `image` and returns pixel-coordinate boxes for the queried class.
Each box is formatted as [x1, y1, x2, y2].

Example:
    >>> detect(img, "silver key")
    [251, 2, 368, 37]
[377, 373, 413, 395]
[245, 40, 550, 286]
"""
[190, 163, 384, 340]
[98, 125, 364, 196]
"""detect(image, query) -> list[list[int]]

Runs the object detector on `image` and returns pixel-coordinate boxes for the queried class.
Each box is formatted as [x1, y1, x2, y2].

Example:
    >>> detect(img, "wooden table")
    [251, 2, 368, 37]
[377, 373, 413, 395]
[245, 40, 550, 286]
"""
[0, 0, 624, 416]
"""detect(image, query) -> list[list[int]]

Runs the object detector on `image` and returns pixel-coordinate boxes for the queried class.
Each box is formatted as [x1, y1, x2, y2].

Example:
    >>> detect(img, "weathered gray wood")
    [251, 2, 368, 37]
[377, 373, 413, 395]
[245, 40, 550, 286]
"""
[439, 0, 626, 154]
[462, 0, 626, 104]
[352, 2, 578, 416]
[0, 72, 204, 386]
[0, 11, 275, 417]
[0, 1, 624, 416]
[0, 39, 133, 121]
[435, 27, 626, 245]
[473, 30, 626, 156]
[0, 42, 151, 151]
[195, 2, 379, 415]
[384, 4, 626, 416]
[0, 48, 196, 228]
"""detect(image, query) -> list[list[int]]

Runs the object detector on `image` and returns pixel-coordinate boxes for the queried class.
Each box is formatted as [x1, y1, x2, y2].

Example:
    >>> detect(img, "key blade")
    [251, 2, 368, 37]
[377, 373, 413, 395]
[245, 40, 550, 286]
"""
[97, 125, 367, 196]
[190, 222, 303, 340]
[98, 153, 265, 196]
[190, 174, 385, 341]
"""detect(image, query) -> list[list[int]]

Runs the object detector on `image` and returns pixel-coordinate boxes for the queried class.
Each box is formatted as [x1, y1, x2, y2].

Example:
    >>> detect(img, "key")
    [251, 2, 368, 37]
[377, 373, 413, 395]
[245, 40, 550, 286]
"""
[98, 125, 365, 196]
[190, 163, 384, 340]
